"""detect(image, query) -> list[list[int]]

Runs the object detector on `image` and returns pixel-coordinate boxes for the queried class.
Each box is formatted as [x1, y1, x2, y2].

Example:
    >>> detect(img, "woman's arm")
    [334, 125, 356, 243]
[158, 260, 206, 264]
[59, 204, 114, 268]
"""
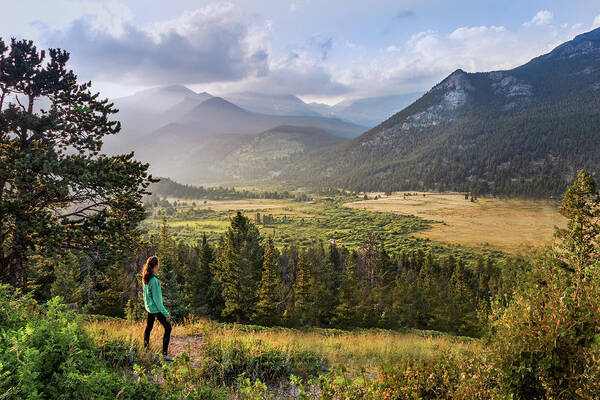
[151, 278, 170, 318]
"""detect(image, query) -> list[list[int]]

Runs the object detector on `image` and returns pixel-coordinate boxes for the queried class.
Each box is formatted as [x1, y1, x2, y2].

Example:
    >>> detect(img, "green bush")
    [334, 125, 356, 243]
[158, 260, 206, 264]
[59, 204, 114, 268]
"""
[200, 336, 325, 386]
[0, 295, 158, 399]
[0, 287, 225, 400]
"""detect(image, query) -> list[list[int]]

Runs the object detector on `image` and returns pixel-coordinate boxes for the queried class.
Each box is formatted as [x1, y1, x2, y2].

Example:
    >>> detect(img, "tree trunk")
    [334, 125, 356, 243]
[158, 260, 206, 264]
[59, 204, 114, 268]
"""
[7, 233, 26, 289]
[0, 256, 9, 285]
[9, 252, 25, 288]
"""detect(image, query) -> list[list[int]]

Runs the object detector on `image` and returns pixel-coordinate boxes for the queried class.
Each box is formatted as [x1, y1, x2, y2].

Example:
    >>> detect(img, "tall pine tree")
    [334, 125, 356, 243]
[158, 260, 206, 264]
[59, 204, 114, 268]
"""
[253, 238, 283, 325]
[216, 212, 263, 322]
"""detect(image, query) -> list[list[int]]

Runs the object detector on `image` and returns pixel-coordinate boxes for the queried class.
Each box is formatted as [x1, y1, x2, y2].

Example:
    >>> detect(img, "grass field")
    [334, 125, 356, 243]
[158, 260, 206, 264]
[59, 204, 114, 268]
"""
[144, 196, 455, 255]
[344, 192, 565, 253]
[146, 191, 562, 256]
[85, 317, 479, 375]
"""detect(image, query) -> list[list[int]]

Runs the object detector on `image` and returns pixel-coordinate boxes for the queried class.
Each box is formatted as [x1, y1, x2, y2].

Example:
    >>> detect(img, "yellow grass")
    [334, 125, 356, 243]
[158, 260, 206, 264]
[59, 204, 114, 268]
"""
[84, 317, 479, 371]
[191, 199, 293, 212]
[344, 192, 566, 253]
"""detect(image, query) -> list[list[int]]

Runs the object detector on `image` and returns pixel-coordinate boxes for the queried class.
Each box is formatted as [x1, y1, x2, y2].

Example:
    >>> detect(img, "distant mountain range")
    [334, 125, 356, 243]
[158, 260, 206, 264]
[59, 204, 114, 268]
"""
[308, 93, 422, 127]
[104, 89, 363, 183]
[224, 91, 422, 127]
[283, 27, 600, 198]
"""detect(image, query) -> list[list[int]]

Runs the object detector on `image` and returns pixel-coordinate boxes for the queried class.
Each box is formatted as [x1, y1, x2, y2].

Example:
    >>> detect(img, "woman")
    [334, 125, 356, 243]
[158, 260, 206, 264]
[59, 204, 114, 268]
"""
[142, 256, 172, 361]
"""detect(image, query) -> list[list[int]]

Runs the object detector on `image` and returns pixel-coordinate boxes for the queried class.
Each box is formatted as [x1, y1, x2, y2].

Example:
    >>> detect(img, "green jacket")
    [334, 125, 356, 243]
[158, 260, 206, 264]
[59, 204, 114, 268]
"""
[143, 276, 170, 317]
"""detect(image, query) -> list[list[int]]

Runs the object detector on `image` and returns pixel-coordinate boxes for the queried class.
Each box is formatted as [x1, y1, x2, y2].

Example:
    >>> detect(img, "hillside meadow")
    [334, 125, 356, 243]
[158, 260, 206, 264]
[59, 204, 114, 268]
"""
[84, 315, 482, 398]
[344, 192, 566, 253]
[145, 191, 563, 255]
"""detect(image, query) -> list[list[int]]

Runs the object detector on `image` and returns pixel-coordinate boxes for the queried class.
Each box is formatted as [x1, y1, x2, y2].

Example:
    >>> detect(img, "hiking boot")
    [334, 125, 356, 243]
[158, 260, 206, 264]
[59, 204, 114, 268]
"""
[162, 355, 173, 362]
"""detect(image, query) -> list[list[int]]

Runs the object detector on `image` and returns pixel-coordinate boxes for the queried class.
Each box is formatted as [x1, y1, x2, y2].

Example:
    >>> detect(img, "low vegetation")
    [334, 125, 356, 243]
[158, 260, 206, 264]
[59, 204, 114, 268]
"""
[3, 37, 600, 399]
[344, 191, 565, 252]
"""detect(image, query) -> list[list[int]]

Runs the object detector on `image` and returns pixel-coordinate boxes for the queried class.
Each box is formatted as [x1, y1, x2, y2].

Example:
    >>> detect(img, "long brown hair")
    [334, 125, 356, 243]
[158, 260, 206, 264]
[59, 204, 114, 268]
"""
[142, 256, 159, 284]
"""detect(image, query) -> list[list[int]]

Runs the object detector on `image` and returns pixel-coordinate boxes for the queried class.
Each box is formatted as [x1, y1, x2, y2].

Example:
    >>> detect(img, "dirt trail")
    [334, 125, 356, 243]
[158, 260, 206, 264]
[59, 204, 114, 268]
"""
[169, 334, 204, 366]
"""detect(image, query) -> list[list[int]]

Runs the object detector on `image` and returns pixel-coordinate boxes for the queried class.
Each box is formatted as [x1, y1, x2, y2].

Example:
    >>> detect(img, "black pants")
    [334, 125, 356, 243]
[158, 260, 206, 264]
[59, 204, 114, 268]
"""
[144, 312, 171, 355]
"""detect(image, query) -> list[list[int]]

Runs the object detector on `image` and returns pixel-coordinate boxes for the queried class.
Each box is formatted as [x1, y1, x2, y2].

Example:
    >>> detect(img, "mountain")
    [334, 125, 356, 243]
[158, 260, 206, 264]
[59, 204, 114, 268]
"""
[133, 124, 347, 183]
[178, 97, 365, 138]
[309, 93, 422, 127]
[284, 28, 600, 198]
[104, 90, 364, 182]
[112, 85, 212, 133]
[223, 91, 423, 127]
[223, 92, 322, 117]
[223, 125, 346, 179]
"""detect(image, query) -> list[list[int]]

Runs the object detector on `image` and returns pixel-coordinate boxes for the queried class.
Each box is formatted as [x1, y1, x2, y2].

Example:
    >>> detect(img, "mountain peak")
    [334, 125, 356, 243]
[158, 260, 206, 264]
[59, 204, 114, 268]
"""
[543, 27, 600, 61]
[161, 85, 197, 94]
[434, 68, 473, 93]
[197, 97, 246, 112]
[572, 26, 600, 42]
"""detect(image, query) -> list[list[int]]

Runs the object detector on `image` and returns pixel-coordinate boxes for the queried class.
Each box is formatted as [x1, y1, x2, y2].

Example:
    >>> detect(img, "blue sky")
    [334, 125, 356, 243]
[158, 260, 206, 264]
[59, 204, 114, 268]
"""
[2, 0, 600, 103]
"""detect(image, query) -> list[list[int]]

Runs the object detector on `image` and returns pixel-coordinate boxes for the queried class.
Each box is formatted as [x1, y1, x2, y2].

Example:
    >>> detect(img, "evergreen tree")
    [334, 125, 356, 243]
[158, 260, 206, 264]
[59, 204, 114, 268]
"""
[216, 212, 263, 322]
[554, 170, 600, 273]
[490, 171, 600, 398]
[184, 234, 223, 317]
[156, 215, 186, 319]
[293, 253, 314, 326]
[50, 252, 81, 304]
[253, 238, 283, 325]
[0, 38, 154, 289]
[332, 263, 360, 329]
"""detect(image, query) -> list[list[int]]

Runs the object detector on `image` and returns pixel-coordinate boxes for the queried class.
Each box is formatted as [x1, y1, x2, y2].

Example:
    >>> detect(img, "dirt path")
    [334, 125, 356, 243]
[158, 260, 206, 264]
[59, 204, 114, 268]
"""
[169, 334, 204, 366]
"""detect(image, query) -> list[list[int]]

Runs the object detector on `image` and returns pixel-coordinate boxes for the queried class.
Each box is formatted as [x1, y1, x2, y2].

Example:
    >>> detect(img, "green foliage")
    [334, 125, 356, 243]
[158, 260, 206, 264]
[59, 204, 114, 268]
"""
[215, 212, 263, 322]
[156, 215, 187, 319]
[125, 291, 147, 322]
[50, 252, 81, 304]
[0, 294, 150, 399]
[199, 334, 325, 387]
[0, 38, 154, 289]
[147, 177, 294, 202]
[253, 238, 284, 325]
[488, 170, 600, 398]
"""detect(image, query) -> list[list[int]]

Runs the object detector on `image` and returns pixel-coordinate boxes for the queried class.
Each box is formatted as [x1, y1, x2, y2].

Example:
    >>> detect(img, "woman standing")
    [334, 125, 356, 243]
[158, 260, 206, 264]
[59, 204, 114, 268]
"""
[142, 256, 172, 361]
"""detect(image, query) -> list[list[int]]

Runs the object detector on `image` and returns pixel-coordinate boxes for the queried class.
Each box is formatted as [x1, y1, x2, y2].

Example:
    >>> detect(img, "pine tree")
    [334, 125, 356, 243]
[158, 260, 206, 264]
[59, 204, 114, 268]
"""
[293, 253, 314, 326]
[50, 252, 81, 304]
[332, 263, 360, 329]
[184, 234, 223, 317]
[216, 212, 263, 322]
[0, 38, 154, 289]
[446, 260, 477, 335]
[253, 238, 283, 325]
[555, 170, 600, 274]
[156, 215, 186, 319]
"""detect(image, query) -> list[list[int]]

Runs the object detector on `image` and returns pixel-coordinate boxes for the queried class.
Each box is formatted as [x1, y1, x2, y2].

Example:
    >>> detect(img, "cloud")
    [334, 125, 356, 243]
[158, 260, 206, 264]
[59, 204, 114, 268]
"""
[395, 10, 416, 19]
[307, 35, 333, 61]
[206, 48, 350, 96]
[592, 15, 600, 29]
[340, 22, 584, 98]
[44, 3, 269, 85]
[524, 10, 553, 27]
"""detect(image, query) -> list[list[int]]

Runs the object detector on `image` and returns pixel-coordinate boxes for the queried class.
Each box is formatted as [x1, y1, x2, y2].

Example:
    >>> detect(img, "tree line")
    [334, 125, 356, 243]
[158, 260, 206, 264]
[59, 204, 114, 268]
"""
[42, 212, 524, 337]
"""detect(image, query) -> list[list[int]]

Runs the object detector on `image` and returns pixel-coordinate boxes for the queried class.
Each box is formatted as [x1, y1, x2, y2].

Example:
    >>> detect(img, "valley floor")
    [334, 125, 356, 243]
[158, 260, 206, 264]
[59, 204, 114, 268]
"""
[344, 192, 565, 253]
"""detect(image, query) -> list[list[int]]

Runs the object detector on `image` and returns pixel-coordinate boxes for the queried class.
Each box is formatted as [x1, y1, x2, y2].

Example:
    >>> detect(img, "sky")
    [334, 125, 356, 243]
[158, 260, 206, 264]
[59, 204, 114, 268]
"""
[2, 0, 600, 104]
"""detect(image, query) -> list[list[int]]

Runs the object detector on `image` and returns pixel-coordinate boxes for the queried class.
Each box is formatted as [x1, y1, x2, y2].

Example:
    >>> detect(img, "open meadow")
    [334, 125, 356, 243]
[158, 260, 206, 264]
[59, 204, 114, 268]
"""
[144, 195, 450, 255]
[146, 191, 564, 256]
[344, 192, 565, 253]
[84, 316, 481, 397]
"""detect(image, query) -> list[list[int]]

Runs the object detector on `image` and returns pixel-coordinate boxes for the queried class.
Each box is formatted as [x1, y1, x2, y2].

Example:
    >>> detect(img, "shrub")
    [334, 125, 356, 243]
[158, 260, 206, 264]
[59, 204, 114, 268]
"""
[488, 171, 600, 399]
[199, 335, 325, 386]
